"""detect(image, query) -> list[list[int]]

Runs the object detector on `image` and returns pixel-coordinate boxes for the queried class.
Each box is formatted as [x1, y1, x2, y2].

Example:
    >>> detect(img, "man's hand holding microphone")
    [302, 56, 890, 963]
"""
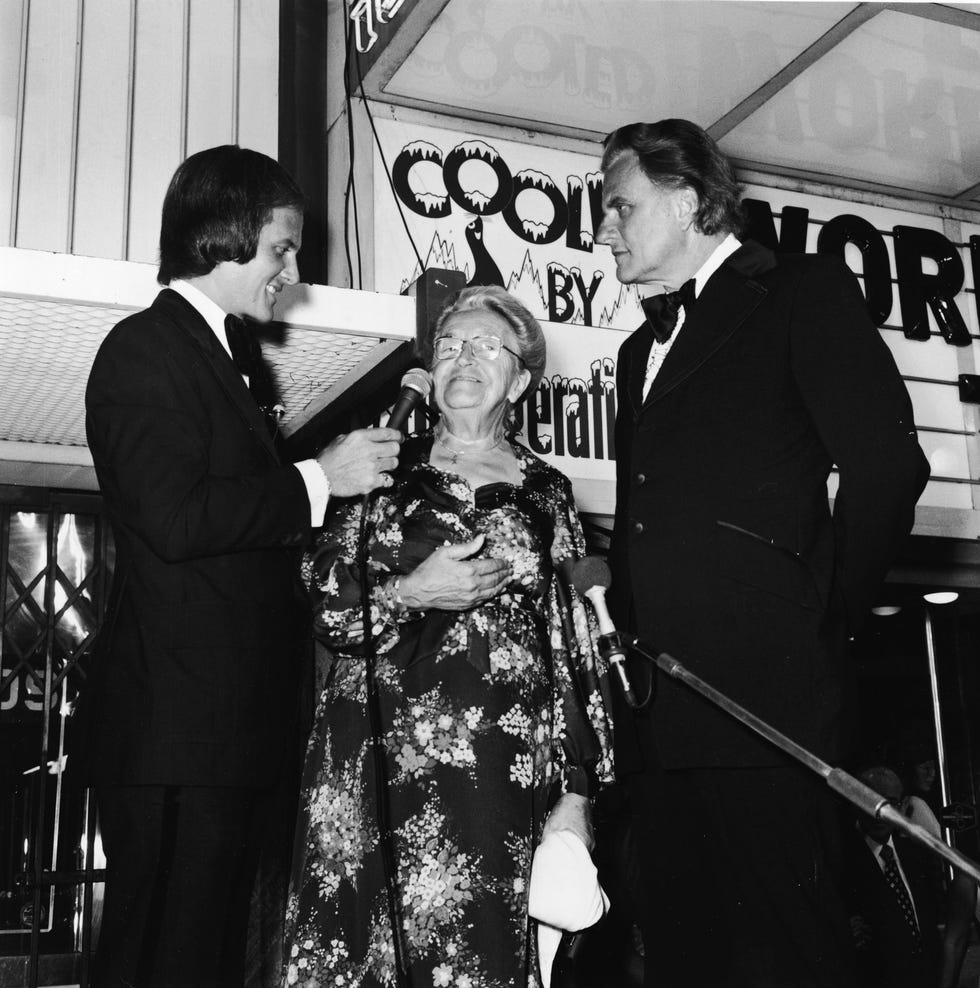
[315, 368, 433, 496]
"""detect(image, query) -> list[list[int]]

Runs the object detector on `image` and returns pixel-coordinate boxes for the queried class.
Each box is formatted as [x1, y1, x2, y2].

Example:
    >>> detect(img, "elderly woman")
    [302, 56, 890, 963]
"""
[284, 285, 614, 988]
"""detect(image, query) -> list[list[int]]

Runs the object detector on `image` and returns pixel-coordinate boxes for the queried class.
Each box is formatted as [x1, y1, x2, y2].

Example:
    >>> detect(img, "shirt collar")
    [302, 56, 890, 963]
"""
[864, 833, 896, 860]
[691, 233, 741, 299]
[636, 233, 742, 303]
[168, 279, 233, 358]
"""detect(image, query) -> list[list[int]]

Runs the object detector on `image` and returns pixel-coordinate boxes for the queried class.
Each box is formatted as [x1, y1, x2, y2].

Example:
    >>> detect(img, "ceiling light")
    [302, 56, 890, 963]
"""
[871, 605, 901, 616]
[923, 591, 959, 605]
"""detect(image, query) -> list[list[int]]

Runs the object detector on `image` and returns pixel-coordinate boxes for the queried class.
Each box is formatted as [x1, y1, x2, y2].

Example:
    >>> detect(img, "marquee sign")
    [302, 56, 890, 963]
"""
[372, 116, 980, 520]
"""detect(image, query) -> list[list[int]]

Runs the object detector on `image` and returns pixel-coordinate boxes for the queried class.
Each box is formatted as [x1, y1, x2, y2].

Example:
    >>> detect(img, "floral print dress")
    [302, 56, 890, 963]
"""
[283, 434, 614, 988]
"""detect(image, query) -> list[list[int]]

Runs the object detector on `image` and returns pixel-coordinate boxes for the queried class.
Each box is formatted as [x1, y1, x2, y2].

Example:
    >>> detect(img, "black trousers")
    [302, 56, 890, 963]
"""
[92, 783, 275, 988]
[626, 763, 860, 988]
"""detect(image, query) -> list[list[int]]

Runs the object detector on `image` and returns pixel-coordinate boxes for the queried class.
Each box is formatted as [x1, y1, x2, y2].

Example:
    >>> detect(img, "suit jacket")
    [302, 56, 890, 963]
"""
[609, 242, 929, 770]
[78, 289, 313, 788]
[843, 832, 943, 988]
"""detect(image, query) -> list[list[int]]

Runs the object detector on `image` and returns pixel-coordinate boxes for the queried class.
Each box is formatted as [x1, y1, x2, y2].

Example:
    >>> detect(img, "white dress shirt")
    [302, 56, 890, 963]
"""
[865, 833, 921, 928]
[642, 233, 742, 400]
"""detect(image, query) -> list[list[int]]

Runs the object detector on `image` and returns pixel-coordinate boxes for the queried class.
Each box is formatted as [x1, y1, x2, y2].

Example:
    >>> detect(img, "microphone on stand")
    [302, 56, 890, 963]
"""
[571, 557, 640, 708]
[565, 563, 980, 886]
[387, 367, 432, 434]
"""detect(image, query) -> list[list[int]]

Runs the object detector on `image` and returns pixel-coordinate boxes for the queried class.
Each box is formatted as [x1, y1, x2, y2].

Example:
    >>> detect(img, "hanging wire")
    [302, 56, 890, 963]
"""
[352, 48, 425, 274]
[342, 3, 363, 289]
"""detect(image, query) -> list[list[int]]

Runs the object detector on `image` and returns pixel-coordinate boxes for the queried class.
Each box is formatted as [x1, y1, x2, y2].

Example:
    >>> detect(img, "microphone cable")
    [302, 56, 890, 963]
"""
[357, 489, 411, 987]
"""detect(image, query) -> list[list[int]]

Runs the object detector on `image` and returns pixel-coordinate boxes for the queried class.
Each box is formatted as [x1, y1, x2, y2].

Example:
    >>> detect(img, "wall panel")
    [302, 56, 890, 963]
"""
[15, 0, 79, 252]
[185, 0, 236, 156]
[72, 0, 133, 259]
[127, 0, 185, 263]
[0, 0, 279, 260]
[0, 0, 25, 247]
[238, 0, 279, 156]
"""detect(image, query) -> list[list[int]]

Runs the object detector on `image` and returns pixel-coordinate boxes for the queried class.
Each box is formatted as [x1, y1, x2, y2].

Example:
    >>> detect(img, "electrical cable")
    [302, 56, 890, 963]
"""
[342, 2, 363, 289]
[353, 46, 425, 274]
[357, 491, 411, 987]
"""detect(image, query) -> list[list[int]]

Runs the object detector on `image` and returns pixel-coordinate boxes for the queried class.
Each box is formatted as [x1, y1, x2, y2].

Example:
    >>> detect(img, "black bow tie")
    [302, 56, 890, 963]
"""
[640, 279, 697, 344]
[224, 313, 257, 378]
[224, 314, 282, 436]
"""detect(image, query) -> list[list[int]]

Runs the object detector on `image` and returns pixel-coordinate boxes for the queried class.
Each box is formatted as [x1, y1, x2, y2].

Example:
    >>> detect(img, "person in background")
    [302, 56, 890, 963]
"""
[79, 144, 401, 987]
[894, 723, 942, 825]
[844, 766, 944, 988]
[283, 285, 614, 987]
[939, 868, 977, 988]
[597, 118, 930, 987]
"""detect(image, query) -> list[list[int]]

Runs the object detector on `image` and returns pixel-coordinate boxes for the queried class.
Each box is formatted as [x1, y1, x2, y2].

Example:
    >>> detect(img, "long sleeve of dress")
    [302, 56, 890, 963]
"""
[546, 475, 616, 797]
[309, 494, 420, 658]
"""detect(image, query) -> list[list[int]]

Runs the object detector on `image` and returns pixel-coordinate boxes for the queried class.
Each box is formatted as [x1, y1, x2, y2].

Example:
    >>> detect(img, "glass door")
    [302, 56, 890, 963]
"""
[0, 488, 111, 987]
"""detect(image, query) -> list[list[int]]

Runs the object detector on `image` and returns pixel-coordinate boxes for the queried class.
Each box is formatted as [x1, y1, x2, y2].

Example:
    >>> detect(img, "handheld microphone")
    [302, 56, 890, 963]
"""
[571, 557, 639, 708]
[386, 367, 432, 434]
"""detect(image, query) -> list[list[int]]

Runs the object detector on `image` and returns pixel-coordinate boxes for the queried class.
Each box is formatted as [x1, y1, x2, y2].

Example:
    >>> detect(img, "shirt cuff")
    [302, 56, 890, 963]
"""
[295, 459, 331, 527]
[562, 765, 592, 799]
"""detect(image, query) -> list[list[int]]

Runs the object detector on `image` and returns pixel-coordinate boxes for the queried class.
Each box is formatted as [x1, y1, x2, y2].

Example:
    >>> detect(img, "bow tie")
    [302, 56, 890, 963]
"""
[224, 314, 282, 436]
[640, 279, 697, 344]
[224, 313, 258, 379]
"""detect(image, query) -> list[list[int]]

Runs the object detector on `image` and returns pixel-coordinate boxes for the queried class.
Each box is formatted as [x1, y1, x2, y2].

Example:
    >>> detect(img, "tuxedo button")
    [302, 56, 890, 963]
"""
[632, 521, 644, 534]
[636, 472, 646, 485]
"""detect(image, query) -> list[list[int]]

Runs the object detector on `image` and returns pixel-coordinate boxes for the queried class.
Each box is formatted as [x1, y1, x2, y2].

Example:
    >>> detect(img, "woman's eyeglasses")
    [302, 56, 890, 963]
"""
[433, 335, 524, 364]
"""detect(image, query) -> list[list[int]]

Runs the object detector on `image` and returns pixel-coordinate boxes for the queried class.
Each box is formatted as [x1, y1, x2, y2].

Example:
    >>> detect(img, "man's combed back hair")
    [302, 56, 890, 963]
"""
[158, 145, 306, 285]
[601, 119, 743, 237]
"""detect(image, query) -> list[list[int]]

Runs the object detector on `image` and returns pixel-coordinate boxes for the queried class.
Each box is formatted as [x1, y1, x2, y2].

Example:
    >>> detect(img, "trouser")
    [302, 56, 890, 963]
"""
[626, 763, 860, 988]
[92, 783, 274, 988]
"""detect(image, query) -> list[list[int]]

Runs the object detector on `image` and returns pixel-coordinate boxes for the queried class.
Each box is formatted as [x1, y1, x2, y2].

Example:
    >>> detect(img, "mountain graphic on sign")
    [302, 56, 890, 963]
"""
[400, 232, 464, 291]
[506, 250, 548, 314]
[599, 282, 645, 328]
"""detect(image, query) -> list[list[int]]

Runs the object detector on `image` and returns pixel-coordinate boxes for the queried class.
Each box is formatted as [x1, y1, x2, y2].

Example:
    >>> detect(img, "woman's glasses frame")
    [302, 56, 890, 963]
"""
[433, 334, 525, 366]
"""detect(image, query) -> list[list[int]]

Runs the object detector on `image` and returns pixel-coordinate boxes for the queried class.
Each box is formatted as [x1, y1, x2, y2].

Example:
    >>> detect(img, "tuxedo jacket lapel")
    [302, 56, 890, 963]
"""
[155, 290, 280, 463]
[642, 240, 777, 408]
[622, 324, 653, 418]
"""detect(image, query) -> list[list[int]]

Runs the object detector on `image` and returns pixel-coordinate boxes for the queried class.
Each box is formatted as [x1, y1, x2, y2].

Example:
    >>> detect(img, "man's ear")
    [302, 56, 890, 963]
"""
[675, 188, 700, 230]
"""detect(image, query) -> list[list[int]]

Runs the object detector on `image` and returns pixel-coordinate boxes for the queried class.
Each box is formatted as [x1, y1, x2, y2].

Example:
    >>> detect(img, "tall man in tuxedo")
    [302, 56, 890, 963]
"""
[80, 145, 403, 987]
[598, 120, 930, 986]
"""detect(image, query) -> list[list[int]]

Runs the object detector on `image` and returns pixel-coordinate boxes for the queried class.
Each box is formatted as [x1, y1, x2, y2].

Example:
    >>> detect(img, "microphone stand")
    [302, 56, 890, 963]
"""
[608, 633, 980, 885]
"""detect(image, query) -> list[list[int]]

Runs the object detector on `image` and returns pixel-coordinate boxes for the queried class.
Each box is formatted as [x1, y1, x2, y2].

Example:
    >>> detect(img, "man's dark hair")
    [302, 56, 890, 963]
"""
[158, 145, 306, 285]
[601, 119, 743, 237]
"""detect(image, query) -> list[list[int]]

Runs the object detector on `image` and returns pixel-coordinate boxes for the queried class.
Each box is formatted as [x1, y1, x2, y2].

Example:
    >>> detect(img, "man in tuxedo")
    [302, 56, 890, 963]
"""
[598, 120, 930, 986]
[80, 145, 404, 987]
[844, 766, 943, 987]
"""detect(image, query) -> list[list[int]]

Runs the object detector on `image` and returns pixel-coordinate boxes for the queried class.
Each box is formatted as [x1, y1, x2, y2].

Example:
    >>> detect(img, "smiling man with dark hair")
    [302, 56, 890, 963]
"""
[79, 144, 401, 987]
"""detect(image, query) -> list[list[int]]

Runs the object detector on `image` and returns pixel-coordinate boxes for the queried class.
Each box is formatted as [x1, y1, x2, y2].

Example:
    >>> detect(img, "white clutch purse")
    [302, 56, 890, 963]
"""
[528, 829, 610, 987]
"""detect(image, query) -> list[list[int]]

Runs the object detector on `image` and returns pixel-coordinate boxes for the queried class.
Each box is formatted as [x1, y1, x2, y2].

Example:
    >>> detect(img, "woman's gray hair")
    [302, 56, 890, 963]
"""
[421, 285, 546, 402]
